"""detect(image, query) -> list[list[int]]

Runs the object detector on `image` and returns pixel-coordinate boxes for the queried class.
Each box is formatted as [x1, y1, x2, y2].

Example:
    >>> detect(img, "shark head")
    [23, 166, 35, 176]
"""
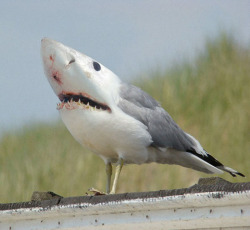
[41, 38, 121, 112]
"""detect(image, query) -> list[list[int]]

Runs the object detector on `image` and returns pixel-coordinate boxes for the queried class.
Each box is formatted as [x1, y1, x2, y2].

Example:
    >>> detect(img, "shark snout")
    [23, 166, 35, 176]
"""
[41, 37, 61, 48]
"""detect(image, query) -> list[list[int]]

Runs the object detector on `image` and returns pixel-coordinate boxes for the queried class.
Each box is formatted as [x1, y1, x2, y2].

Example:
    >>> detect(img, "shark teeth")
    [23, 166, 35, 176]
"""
[58, 93, 111, 112]
[57, 101, 105, 111]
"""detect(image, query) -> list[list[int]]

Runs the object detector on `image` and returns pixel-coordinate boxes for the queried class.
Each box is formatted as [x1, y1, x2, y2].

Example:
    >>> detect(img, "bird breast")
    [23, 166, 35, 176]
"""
[59, 107, 153, 164]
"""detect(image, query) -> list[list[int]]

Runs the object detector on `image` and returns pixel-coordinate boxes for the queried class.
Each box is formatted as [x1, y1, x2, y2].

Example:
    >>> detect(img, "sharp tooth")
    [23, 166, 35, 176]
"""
[87, 102, 89, 106]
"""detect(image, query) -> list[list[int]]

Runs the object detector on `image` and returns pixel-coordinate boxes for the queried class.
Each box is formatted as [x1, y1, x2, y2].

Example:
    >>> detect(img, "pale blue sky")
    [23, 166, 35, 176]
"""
[0, 0, 249, 133]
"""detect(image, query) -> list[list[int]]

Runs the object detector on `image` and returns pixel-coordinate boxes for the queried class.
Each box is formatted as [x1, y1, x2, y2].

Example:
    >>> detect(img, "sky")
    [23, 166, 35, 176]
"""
[0, 0, 249, 133]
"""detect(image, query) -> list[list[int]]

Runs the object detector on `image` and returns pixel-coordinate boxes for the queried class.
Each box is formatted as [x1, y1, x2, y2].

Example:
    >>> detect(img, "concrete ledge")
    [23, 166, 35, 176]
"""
[1, 177, 250, 229]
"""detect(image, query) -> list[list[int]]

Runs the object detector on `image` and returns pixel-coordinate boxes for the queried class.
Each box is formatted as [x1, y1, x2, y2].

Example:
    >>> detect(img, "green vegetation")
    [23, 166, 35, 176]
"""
[0, 34, 249, 203]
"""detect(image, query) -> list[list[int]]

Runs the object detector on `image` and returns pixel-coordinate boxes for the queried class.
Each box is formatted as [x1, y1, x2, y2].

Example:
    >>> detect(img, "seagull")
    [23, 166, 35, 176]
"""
[41, 38, 245, 194]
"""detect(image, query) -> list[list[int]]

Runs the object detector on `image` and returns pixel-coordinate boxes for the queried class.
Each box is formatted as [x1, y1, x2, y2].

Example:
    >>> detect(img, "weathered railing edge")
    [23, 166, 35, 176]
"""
[0, 177, 250, 230]
[1, 177, 250, 211]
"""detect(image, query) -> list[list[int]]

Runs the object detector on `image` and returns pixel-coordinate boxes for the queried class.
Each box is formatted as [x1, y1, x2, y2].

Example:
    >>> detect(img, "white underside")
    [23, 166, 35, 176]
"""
[59, 106, 223, 174]
[60, 107, 152, 164]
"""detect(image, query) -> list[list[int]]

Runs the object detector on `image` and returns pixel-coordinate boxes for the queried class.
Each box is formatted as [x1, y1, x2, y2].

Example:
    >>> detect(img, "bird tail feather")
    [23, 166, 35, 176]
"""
[217, 165, 245, 177]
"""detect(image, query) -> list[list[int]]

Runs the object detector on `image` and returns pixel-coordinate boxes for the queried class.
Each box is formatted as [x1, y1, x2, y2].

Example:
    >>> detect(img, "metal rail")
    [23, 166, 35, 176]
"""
[1, 177, 250, 229]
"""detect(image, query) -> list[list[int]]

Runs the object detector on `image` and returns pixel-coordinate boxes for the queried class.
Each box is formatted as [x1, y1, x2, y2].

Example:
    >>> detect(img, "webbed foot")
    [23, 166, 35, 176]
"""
[87, 188, 107, 196]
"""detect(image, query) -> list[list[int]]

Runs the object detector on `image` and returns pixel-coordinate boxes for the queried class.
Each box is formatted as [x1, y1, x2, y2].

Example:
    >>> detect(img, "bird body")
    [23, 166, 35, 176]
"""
[41, 38, 244, 193]
[59, 99, 152, 165]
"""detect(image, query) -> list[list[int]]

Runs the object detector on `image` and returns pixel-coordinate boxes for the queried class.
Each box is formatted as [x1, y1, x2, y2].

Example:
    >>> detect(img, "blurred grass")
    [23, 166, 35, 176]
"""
[0, 34, 249, 203]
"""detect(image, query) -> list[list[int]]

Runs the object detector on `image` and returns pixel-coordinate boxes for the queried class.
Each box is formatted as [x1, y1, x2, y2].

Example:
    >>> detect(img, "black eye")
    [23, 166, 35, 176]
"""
[68, 58, 75, 65]
[93, 61, 101, 71]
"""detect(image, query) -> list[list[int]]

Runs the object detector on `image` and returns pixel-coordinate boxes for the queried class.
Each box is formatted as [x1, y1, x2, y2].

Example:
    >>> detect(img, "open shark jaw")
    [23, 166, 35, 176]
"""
[57, 92, 111, 112]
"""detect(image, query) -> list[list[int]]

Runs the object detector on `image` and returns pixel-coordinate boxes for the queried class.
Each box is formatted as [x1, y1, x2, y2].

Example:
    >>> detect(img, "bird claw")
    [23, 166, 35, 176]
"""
[86, 188, 107, 196]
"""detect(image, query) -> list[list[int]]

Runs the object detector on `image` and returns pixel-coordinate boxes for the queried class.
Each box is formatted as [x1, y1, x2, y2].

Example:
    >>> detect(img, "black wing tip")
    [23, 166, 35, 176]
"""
[186, 148, 223, 167]
[230, 171, 246, 177]
[186, 148, 246, 178]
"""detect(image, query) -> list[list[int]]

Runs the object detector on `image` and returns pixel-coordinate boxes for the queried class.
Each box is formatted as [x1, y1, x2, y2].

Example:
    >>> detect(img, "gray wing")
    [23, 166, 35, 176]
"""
[118, 83, 194, 151]
[118, 83, 247, 178]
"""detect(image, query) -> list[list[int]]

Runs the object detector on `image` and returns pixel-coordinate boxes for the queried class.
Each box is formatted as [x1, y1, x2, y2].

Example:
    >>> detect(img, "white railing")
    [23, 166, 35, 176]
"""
[1, 177, 250, 230]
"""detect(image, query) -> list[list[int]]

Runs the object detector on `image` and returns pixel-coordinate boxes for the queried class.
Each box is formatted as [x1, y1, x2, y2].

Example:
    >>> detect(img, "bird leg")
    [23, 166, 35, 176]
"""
[88, 159, 123, 195]
[87, 162, 112, 196]
[110, 158, 124, 194]
[105, 162, 112, 194]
